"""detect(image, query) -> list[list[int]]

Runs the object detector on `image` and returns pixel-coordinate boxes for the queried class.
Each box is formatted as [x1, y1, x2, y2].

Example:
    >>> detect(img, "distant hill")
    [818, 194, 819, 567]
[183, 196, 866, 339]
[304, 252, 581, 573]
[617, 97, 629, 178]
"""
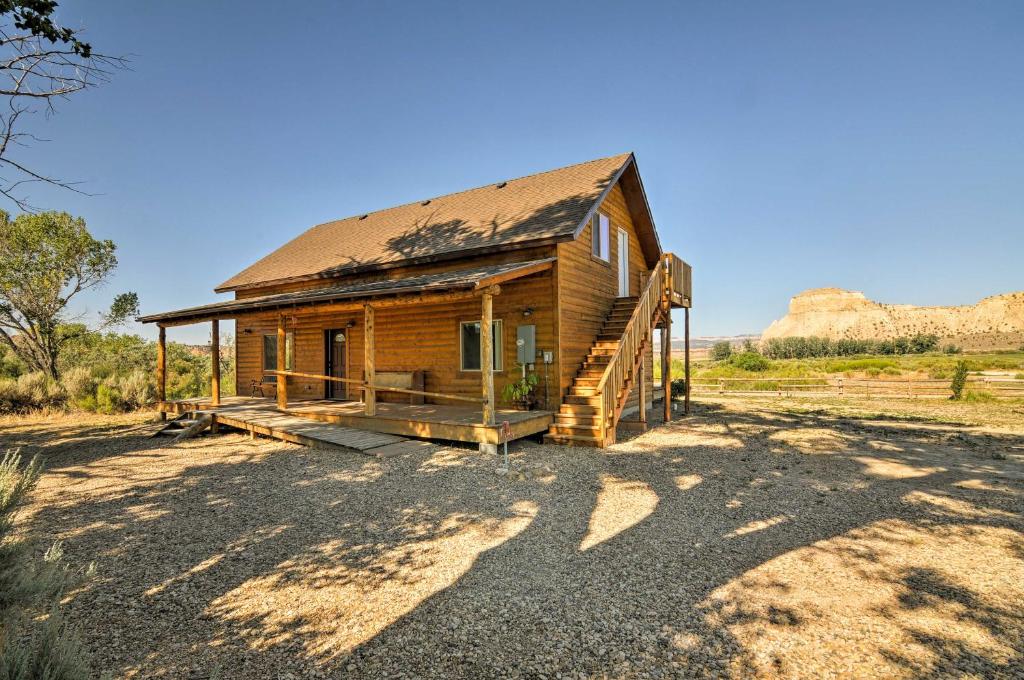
[762, 288, 1024, 350]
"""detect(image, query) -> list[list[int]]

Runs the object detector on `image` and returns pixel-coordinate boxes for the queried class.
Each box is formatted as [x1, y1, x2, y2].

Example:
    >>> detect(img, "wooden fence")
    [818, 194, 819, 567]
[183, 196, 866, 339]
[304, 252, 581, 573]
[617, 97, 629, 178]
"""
[691, 376, 1024, 399]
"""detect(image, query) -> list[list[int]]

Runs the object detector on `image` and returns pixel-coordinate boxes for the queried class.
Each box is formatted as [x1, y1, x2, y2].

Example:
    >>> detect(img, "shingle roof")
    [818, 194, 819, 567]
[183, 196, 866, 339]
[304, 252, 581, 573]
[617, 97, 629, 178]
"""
[215, 153, 633, 292]
[140, 259, 555, 325]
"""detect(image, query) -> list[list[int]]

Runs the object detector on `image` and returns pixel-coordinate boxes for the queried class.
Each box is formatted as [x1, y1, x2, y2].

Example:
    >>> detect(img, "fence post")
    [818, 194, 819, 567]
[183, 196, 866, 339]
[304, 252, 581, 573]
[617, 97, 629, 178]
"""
[719, 379, 725, 395]
[838, 377, 844, 397]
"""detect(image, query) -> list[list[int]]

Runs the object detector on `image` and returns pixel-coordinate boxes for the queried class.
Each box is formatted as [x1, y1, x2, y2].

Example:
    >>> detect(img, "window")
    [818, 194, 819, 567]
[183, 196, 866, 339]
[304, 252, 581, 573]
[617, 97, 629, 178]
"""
[591, 212, 610, 262]
[262, 332, 294, 381]
[460, 320, 503, 371]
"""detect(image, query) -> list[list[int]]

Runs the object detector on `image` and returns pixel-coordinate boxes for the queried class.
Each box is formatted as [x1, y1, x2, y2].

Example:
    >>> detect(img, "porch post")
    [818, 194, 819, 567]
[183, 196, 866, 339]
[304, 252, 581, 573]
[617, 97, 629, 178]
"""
[156, 325, 166, 421]
[638, 343, 647, 426]
[210, 319, 220, 407]
[662, 317, 672, 422]
[684, 307, 691, 415]
[480, 288, 495, 426]
[277, 315, 287, 409]
[364, 304, 376, 416]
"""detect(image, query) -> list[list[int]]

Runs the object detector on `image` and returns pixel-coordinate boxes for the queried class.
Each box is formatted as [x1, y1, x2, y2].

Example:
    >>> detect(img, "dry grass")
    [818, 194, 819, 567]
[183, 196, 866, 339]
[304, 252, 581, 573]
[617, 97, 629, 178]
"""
[2, 399, 1022, 678]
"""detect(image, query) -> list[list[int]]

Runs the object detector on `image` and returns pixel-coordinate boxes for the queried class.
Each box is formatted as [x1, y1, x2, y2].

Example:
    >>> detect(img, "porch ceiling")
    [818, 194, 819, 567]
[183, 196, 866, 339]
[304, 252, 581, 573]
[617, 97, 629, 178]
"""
[137, 258, 555, 326]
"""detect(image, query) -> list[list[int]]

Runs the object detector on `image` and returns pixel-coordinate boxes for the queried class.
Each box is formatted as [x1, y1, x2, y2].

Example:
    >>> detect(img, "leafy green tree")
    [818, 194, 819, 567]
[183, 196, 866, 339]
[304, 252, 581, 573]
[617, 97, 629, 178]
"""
[0, 211, 138, 380]
[949, 360, 969, 400]
[710, 341, 732, 361]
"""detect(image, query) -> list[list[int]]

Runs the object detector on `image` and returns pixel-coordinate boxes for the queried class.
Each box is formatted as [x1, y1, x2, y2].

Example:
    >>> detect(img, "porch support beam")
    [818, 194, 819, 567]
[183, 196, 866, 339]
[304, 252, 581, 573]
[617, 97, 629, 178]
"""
[684, 307, 691, 415]
[277, 315, 287, 409]
[662, 317, 672, 423]
[364, 304, 376, 416]
[638, 342, 647, 427]
[210, 319, 220, 407]
[156, 325, 166, 421]
[480, 286, 498, 429]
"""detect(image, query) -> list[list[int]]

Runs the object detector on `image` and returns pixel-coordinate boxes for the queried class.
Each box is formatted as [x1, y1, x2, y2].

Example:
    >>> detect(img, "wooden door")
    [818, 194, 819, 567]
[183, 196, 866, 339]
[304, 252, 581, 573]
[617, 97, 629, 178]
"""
[617, 228, 629, 297]
[324, 329, 348, 399]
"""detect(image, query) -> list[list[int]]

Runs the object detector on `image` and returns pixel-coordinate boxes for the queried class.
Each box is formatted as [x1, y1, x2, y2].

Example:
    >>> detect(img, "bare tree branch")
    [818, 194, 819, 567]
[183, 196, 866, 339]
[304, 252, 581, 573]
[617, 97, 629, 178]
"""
[0, 9, 125, 210]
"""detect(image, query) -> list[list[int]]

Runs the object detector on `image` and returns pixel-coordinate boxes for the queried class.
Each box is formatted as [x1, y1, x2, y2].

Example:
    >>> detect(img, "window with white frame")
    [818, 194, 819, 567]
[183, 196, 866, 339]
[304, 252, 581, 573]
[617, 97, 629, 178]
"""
[591, 212, 610, 262]
[460, 319, 503, 371]
[262, 332, 294, 381]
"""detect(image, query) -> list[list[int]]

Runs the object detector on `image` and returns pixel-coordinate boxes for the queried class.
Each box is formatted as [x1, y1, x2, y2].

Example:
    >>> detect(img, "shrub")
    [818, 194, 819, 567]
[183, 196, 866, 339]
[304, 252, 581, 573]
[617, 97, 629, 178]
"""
[950, 361, 969, 400]
[943, 344, 962, 354]
[61, 367, 95, 403]
[0, 373, 64, 414]
[116, 370, 154, 410]
[963, 390, 998, 403]
[94, 383, 124, 414]
[670, 378, 687, 397]
[0, 450, 91, 677]
[728, 352, 771, 372]
[710, 341, 732, 361]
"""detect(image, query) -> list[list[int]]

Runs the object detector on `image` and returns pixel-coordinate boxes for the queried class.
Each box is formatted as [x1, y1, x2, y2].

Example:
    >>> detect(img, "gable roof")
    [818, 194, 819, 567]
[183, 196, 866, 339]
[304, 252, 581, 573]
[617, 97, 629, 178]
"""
[216, 152, 660, 293]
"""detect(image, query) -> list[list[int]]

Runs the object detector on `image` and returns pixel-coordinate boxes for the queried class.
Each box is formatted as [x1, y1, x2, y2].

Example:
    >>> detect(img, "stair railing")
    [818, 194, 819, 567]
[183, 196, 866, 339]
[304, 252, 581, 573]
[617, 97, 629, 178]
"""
[593, 256, 666, 444]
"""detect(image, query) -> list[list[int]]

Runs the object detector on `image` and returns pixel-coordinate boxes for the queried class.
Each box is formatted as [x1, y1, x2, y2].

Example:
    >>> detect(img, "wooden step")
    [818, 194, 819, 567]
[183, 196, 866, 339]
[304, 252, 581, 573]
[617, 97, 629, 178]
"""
[593, 341, 620, 350]
[564, 394, 602, 407]
[548, 423, 602, 437]
[559, 403, 597, 416]
[555, 414, 600, 426]
[542, 433, 603, 447]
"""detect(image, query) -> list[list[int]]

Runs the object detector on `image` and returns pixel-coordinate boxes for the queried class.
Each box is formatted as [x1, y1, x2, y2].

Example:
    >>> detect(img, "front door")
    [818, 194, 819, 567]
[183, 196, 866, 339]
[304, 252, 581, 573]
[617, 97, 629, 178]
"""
[324, 329, 347, 399]
[617, 228, 630, 297]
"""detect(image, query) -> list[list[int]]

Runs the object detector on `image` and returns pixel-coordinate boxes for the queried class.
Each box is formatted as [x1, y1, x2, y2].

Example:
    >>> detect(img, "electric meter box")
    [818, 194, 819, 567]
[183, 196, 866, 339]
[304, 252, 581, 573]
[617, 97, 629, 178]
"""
[516, 325, 536, 364]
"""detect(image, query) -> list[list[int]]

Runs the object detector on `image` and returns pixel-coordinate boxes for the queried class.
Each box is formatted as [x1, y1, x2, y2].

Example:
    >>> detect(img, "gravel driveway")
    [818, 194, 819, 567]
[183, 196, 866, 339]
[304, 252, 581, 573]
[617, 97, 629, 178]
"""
[5, 400, 1023, 679]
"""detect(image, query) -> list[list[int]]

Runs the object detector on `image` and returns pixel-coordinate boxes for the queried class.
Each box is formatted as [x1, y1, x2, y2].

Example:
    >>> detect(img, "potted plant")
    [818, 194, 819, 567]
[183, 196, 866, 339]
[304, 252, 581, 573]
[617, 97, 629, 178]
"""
[502, 369, 540, 410]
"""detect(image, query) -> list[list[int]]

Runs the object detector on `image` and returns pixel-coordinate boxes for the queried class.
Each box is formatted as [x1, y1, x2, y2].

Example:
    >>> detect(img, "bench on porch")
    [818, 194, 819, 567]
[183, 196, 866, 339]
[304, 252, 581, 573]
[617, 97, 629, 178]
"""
[373, 370, 426, 405]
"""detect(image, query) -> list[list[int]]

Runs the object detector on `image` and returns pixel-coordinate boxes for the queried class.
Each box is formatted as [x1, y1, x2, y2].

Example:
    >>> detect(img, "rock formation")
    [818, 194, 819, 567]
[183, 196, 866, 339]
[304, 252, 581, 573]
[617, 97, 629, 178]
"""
[762, 288, 1024, 349]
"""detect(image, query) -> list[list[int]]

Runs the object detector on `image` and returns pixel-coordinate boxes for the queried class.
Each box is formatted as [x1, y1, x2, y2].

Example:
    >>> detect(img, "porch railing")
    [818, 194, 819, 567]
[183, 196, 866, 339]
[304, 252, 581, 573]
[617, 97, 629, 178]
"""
[667, 252, 692, 304]
[593, 256, 666, 444]
[267, 370, 485, 405]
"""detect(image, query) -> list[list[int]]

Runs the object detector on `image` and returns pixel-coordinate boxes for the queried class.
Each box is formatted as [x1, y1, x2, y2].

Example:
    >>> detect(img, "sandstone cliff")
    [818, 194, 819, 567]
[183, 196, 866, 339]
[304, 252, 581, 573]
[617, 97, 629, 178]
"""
[762, 288, 1024, 349]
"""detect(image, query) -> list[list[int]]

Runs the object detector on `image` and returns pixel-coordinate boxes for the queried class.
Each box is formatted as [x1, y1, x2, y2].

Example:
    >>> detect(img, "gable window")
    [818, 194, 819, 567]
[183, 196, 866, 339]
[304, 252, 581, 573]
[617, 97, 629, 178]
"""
[591, 212, 610, 262]
[460, 320, 503, 372]
[262, 332, 294, 381]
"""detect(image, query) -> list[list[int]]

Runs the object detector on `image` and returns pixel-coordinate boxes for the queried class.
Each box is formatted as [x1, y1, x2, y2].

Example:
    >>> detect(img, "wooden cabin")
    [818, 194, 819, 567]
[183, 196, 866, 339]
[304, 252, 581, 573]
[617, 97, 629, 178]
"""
[139, 153, 692, 449]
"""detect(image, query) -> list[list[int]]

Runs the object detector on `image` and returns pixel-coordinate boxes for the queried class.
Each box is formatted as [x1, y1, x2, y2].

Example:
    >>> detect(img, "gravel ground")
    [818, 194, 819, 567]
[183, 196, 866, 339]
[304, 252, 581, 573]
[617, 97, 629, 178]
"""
[3, 399, 1023, 679]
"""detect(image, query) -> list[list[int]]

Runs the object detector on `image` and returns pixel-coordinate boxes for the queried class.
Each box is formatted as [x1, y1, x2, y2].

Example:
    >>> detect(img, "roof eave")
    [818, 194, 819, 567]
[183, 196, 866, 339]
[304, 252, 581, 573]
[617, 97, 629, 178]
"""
[214, 235, 567, 294]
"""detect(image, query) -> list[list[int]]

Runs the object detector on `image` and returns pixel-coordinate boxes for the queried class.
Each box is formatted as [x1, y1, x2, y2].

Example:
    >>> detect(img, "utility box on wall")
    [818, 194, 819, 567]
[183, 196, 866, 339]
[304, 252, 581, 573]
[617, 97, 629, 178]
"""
[516, 325, 536, 365]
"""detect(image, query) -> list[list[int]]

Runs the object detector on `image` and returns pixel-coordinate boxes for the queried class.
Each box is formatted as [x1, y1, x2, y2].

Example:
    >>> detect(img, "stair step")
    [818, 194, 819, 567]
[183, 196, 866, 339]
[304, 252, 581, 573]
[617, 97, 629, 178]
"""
[559, 403, 597, 416]
[555, 413, 600, 426]
[564, 394, 602, 407]
[542, 433, 603, 447]
[570, 388, 598, 397]
[548, 424, 602, 437]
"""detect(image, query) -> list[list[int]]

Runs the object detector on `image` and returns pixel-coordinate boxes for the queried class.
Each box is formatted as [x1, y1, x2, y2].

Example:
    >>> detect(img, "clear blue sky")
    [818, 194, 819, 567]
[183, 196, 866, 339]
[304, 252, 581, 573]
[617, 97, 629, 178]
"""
[17, 0, 1024, 343]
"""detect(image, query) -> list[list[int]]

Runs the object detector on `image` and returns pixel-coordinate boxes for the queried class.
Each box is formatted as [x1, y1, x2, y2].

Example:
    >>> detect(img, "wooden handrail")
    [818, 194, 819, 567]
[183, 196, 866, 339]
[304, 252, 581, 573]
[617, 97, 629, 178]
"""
[593, 256, 667, 444]
[267, 370, 486, 404]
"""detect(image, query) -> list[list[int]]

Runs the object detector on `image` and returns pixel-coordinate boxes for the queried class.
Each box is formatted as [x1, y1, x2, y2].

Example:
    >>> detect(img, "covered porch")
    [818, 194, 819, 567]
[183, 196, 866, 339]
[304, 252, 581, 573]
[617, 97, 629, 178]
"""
[162, 395, 554, 447]
[139, 259, 558, 451]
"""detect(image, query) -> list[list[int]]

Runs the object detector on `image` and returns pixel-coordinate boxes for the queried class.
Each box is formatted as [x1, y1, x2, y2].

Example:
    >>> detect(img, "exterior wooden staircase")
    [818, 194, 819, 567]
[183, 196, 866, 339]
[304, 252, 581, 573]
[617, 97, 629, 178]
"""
[545, 255, 676, 447]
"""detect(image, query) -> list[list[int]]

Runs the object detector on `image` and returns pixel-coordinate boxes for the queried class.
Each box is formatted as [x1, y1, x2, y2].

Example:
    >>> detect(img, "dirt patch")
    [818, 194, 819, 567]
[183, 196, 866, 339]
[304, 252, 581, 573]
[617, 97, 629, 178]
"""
[3, 401, 1022, 678]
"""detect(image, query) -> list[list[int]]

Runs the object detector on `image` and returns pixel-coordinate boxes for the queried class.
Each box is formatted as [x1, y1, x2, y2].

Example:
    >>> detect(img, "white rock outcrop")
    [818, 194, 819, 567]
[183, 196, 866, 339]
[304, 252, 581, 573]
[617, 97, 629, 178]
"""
[762, 288, 1024, 343]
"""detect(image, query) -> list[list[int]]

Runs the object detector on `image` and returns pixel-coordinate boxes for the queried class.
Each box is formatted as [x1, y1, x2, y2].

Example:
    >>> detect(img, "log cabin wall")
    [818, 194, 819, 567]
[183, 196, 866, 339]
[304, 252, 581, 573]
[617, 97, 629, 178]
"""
[233, 270, 560, 409]
[556, 181, 654, 406]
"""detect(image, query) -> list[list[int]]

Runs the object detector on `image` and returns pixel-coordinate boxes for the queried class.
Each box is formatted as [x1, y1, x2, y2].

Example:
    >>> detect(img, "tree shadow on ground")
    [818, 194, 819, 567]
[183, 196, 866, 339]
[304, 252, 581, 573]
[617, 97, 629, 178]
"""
[7, 399, 1023, 678]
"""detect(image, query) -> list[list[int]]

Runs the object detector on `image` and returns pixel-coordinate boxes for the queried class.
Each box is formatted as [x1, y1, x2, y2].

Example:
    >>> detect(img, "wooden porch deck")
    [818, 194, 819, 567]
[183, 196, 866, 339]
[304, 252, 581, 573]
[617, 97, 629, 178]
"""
[161, 396, 554, 446]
